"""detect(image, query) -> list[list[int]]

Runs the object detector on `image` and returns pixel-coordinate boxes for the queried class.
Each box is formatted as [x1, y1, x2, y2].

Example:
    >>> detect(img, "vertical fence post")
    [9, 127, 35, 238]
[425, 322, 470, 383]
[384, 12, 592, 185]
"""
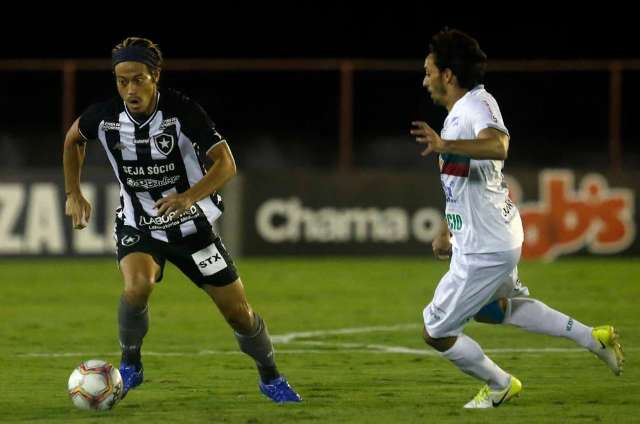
[338, 61, 354, 171]
[609, 61, 623, 172]
[62, 60, 77, 134]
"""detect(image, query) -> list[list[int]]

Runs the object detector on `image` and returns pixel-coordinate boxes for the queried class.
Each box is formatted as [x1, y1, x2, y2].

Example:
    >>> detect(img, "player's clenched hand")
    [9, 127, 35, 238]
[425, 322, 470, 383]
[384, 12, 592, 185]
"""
[65, 192, 92, 229]
[410, 121, 445, 156]
[432, 234, 452, 260]
[155, 193, 194, 217]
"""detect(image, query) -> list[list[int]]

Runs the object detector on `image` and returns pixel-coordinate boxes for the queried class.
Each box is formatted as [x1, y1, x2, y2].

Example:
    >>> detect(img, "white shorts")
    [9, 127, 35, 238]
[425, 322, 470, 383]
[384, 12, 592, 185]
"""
[423, 247, 529, 338]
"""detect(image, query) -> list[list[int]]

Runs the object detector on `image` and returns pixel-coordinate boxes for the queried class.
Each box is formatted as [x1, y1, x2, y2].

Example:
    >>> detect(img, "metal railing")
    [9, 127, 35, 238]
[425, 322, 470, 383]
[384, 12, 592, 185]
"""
[3, 58, 639, 171]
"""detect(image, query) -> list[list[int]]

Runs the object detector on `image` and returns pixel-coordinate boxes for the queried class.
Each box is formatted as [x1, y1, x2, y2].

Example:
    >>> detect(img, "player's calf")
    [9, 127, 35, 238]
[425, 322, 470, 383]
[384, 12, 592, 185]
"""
[220, 302, 254, 334]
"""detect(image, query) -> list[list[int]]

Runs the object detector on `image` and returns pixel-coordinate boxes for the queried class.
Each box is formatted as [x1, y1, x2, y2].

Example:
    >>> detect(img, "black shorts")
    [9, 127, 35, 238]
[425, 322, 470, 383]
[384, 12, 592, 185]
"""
[114, 221, 239, 288]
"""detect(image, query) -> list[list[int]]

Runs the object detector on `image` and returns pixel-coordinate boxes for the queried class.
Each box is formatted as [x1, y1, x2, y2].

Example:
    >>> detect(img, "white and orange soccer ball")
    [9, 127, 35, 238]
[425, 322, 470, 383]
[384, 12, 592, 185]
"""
[67, 360, 123, 411]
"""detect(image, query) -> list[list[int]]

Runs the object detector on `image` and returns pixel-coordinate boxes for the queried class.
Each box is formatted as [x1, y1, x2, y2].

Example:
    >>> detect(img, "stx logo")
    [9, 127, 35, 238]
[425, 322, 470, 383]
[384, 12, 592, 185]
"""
[191, 242, 227, 276]
[519, 170, 635, 260]
[198, 253, 222, 268]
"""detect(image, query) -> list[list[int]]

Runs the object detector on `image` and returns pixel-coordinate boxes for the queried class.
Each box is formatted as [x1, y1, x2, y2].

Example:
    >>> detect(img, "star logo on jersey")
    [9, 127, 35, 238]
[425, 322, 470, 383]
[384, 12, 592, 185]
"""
[120, 234, 140, 247]
[153, 133, 175, 156]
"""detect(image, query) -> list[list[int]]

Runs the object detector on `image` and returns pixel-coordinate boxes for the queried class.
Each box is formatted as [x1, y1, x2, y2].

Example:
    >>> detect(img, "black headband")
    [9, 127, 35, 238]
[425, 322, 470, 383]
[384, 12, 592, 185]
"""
[112, 45, 160, 69]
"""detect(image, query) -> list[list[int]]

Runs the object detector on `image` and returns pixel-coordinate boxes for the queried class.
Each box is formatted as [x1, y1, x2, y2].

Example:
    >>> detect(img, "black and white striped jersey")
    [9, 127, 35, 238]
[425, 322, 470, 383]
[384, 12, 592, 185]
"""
[78, 88, 226, 242]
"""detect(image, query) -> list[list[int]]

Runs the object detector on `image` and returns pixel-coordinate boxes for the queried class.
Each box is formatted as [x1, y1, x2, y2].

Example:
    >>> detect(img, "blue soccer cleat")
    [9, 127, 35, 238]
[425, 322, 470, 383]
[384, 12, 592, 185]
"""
[259, 376, 301, 403]
[119, 362, 144, 398]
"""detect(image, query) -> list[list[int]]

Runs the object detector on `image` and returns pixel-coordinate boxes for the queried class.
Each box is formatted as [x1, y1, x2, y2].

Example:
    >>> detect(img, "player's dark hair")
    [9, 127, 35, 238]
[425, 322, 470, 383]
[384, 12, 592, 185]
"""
[429, 28, 487, 90]
[112, 37, 163, 73]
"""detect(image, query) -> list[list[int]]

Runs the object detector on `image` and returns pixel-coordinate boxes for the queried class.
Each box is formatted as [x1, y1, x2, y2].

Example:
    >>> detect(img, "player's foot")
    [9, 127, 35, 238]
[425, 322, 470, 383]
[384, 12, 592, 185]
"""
[119, 362, 144, 398]
[259, 376, 301, 403]
[591, 325, 624, 375]
[463, 375, 522, 409]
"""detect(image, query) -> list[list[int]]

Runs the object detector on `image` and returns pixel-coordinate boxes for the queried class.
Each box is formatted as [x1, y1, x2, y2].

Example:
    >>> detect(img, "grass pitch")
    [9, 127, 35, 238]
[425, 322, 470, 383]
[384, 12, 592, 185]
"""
[1, 257, 638, 423]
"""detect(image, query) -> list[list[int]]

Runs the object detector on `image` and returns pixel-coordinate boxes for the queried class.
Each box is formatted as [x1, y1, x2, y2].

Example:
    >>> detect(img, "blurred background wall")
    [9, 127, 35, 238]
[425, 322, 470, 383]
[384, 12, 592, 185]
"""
[0, 8, 637, 260]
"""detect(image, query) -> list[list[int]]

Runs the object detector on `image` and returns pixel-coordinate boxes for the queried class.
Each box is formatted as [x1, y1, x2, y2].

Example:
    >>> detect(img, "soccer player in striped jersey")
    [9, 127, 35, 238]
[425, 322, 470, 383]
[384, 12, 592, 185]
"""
[410, 28, 623, 409]
[63, 37, 300, 403]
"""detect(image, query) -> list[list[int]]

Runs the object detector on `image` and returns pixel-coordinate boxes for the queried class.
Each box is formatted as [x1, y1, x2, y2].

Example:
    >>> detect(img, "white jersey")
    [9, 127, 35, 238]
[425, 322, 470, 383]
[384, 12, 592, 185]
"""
[439, 85, 523, 253]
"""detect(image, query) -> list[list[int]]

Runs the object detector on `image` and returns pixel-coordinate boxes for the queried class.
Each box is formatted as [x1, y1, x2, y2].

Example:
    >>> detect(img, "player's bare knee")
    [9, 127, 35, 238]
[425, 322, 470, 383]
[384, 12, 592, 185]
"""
[422, 327, 440, 348]
[423, 327, 456, 352]
[423, 326, 434, 345]
[123, 273, 154, 304]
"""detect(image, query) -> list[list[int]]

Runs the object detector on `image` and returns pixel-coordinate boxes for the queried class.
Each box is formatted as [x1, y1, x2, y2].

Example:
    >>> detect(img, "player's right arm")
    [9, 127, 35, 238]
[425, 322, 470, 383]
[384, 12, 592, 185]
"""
[63, 118, 92, 229]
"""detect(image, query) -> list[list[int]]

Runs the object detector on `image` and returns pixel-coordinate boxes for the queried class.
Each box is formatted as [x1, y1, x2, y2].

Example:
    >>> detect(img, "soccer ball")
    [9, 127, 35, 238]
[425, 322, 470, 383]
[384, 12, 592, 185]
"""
[67, 360, 123, 411]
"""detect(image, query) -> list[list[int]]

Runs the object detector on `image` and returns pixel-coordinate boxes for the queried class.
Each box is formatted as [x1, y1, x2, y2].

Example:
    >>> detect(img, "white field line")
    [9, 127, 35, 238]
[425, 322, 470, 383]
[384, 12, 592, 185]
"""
[270, 324, 421, 343]
[19, 345, 635, 358]
[15, 324, 635, 358]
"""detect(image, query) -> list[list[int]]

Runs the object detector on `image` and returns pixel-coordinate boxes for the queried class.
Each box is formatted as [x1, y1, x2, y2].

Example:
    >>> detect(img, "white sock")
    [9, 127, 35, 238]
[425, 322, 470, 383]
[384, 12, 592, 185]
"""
[441, 334, 511, 390]
[504, 298, 596, 350]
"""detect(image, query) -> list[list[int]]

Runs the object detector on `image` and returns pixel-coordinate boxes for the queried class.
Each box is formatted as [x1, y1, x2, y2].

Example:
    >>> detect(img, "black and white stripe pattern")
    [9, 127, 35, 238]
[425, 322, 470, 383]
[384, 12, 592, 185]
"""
[94, 91, 223, 242]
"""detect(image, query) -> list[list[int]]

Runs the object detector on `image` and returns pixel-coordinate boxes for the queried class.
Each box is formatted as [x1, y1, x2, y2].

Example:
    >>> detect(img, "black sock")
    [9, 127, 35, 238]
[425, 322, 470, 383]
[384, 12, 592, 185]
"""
[121, 347, 142, 369]
[257, 365, 280, 384]
[118, 295, 148, 368]
[234, 313, 280, 383]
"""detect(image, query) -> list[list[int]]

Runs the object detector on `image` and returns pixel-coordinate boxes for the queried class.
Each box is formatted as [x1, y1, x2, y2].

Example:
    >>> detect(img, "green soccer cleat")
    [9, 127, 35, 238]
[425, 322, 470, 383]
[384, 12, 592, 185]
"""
[591, 325, 624, 375]
[463, 375, 522, 409]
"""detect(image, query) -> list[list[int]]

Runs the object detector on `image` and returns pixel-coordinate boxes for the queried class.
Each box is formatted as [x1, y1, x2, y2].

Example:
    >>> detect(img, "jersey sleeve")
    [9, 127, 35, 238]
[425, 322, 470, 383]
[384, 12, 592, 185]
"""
[468, 98, 509, 137]
[77, 103, 106, 141]
[181, 99, 227, 154]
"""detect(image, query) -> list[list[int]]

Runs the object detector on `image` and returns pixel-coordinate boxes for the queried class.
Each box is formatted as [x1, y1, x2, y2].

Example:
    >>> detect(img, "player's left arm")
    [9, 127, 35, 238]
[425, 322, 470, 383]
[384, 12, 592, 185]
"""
[412, 121, 509, 160]
[155, 141, 236, 217]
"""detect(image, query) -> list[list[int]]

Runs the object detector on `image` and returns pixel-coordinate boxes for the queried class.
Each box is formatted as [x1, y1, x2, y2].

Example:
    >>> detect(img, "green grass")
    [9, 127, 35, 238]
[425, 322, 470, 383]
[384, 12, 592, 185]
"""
[1, 257, 639, 423]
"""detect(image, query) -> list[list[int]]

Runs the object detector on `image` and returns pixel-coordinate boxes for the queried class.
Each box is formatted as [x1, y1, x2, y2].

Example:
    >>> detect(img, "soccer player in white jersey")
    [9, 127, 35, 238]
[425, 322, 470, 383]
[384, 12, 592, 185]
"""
[63, 37, 300, 403]
[410, 29, 624, 409]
